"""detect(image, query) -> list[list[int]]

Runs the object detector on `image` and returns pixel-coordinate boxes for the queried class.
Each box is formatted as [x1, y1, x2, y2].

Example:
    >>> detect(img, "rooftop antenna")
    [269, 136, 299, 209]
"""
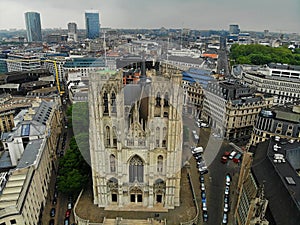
[167, 37, 170, 74]
[180, 22, 184, 50]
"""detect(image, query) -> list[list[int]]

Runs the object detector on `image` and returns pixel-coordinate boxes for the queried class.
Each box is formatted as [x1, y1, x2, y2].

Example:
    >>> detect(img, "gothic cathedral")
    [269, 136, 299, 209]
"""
[89, 63, 183, 210]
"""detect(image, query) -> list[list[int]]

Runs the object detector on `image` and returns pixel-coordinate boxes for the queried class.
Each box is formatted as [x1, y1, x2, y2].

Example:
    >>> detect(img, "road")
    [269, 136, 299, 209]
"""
[182, 115, 240, 225]
[41, 96, 76, 225]
[217, 36, 231, 77]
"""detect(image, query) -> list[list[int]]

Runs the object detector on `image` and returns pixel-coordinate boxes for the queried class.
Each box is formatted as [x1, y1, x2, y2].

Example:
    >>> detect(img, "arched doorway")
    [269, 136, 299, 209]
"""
[129, 186, 143, 203]
[107, 177, 118, 203]
[154, 179, 165, 204]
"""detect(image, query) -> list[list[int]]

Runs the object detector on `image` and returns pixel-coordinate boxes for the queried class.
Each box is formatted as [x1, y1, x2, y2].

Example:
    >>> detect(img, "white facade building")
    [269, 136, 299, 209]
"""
[234, 63, 300, 105]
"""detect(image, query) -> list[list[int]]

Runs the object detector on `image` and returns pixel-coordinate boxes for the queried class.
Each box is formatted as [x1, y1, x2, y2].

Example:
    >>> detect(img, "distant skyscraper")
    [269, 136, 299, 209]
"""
[85, 10, 100, 39]
[229, 24, 240, 35]
[25, 12, 42, 42]
[67, 22, 78, 42]
[68, 22, 77, 34]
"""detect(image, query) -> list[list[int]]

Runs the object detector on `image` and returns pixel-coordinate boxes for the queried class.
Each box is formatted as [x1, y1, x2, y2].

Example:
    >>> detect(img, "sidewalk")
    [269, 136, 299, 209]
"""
[75, 166, 197, 224]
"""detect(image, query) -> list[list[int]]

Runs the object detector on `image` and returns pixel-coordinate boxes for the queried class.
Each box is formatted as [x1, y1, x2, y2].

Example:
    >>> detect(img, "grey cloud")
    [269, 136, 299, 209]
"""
[0, 0, 299, 33]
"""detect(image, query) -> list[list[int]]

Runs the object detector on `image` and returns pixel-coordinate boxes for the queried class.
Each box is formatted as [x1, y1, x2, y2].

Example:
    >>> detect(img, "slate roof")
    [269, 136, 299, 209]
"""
[17, 139, 43, 169]
[251, 138, 300, 225]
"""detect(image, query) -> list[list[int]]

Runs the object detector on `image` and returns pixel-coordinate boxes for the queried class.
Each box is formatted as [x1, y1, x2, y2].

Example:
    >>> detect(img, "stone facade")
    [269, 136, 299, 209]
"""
[0, 98, 62, 225]
[89, 64, 183, 210]
[202, 81, 273, 142]
[234, 64, 300, 105]
[249, 103, 300, 147]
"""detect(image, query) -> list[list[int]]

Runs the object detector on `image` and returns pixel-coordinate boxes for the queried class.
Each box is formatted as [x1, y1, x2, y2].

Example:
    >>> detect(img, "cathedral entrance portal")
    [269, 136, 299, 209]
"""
[130, 187, 143, 203]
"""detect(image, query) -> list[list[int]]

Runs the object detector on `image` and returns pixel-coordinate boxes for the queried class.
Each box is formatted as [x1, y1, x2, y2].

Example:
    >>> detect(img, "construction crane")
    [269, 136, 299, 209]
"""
[42, 59, 65, 95]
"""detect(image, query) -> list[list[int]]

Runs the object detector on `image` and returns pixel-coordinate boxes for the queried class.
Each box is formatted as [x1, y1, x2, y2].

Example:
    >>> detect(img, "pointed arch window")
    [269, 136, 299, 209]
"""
[129, 155, 144, 183]
[105, 126, 111, 147]
[110, 154, 116, 172]
[156, 127, 160, 147]
[157, 155, 163, 173]
[111, 91, 116, 113]
[156, 92, 161, 107]
[103, 91, 109, 114]
[164, 92, 169, 107]
[112, 126, 117, 147]
[162, 127, 167, 147]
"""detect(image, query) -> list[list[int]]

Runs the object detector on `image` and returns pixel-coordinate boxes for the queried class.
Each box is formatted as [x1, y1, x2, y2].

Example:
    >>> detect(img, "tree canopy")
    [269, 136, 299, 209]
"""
[57, 136, 90, 194]
[229, 44, 300, 66]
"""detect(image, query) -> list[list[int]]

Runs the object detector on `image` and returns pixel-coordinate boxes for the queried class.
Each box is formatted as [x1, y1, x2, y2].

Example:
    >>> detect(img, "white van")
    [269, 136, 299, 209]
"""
[192, 146, 203, 154]
[229, 151, 237, 160]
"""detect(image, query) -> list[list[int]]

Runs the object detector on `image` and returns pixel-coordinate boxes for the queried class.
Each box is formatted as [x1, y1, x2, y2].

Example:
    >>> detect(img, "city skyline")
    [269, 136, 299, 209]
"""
[0, 0, 299, 33]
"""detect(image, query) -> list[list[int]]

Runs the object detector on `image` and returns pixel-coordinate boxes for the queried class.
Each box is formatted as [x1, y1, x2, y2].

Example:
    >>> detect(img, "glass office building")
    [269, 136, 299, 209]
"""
[25, 12, 42, 42]
[85, 10, 100, 39]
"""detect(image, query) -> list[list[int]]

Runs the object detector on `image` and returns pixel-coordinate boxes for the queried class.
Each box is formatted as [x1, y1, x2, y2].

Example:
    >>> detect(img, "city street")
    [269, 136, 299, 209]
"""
[41, 98, 76, 225]
[182, 115, 240, 225]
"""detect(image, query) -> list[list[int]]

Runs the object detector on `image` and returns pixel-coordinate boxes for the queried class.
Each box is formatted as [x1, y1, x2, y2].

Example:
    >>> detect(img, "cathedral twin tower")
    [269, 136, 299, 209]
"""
[89, 64, 183, 210]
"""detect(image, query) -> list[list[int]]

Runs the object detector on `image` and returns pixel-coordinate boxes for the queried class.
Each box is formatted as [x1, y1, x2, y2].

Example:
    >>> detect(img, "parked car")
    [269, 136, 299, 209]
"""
[64, 218, 70, 225]
[221, 156, 228, 164]
[224, 195, 229, 204]
[203, 210, 208, 222]
[194, 153, 202, 161]
[67, 202, 72, 210]
[192, 146, 203, 154]
[224, 203, 229, 213]
[201, 191, 206, 200]
[65, 209, 71, 218]
[194, 134, 199, 141]
[199, 175, 205, 183]
[233, 153, 242, 163]
[224, 186, 230, 195]
[200, 183, 205, 191]
[50, 208, 55, 217]
[52, 197, 57, 205]
[229, 150, 237, 160]
[225, 174, 231, 186]
[202, 202, 207, 211]
[199, 168, 208, 175]
[222, 213, 228, 224]
[49, 219, 55, 225]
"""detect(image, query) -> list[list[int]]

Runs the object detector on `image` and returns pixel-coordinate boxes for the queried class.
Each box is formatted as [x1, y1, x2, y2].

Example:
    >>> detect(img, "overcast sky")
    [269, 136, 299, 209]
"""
[0, 0, 299, 33]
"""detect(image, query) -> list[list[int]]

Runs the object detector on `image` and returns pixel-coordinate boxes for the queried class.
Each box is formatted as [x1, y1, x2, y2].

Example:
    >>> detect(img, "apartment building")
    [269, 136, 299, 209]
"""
[234, 63, 300, 105]
[249, 102, 300, 147]
[251, 139, 300, 225]
[202, 81, 273, 141]
[181, 68, 216, 118]
[6, 53, 41, 72]
[0, 98, 62, 225]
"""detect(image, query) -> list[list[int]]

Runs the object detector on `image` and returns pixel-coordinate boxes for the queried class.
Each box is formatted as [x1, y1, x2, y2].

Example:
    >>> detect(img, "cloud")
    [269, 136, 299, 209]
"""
[0, 0, 299, 33]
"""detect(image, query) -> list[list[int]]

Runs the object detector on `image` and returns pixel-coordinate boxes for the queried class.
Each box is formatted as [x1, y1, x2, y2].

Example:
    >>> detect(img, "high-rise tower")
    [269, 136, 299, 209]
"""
[85, 10, 100, 39]
[89, 63, 183, 210]
[67, 22, 78, 42]
[25, 12, 42, 42]
[229, 24, 240, 35]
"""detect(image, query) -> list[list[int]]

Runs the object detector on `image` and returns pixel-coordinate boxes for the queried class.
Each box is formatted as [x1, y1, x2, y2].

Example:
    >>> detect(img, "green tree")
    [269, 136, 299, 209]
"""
[229, 44, 300, 65]
[57, 169, 88, 195]
[57, 136, 90, 194]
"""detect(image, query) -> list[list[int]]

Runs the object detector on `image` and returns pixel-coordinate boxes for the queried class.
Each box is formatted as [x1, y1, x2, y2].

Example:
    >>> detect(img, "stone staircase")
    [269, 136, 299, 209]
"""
[103, 218, 165, 225]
